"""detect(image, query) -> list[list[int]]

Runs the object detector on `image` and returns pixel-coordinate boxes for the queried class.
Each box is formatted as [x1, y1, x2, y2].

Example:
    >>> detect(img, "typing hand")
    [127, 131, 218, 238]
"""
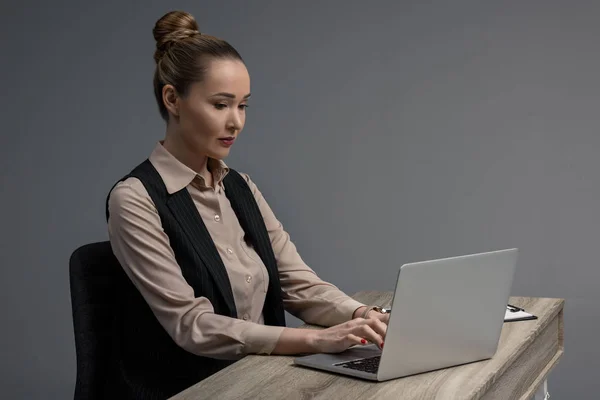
[353, 306, 390, 325]
[308, 317, 387, 354]
[366, 311, 390, 325]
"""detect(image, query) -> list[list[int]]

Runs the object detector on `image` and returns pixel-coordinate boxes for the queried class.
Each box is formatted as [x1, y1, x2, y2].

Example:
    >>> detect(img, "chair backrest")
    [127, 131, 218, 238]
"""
[69, 241, 124, 400]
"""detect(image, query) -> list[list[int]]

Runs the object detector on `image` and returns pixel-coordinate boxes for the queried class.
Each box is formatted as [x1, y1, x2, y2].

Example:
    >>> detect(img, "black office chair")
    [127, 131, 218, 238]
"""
[69, 241, 124, 400]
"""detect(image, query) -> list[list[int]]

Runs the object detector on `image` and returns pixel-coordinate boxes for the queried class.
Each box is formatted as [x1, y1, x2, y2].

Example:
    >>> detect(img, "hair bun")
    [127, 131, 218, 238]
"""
[153, 11, 200, 63]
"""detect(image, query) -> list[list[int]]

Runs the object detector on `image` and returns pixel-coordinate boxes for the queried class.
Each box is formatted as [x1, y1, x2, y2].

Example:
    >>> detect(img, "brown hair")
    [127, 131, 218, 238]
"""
[152, 11, 244, 121]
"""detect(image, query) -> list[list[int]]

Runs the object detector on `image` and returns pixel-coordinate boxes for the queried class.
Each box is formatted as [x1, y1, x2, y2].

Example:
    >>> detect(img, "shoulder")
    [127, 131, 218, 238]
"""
[234, 170, 252, 185]
[228, 169, 260, 195]
[108, 177, 157, 216]
[227, 170, 275, 211]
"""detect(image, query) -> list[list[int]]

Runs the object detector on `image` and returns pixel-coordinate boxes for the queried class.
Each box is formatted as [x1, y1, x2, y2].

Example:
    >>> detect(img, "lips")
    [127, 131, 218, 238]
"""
[218, 137, 235, 147]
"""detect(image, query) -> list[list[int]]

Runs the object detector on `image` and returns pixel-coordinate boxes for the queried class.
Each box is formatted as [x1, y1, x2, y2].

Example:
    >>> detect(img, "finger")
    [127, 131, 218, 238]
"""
[381, 314, 390, 324]
[346, 333, 368, 348]
[364, 317, 388, 339]
[354, 324, 384, 348]
[351, 316, 387, 338]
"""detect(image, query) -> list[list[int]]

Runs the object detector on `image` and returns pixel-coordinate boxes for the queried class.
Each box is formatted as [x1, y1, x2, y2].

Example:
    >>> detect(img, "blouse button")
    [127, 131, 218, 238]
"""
[214, 214, 221, 222]
[246, 275, 252, 283]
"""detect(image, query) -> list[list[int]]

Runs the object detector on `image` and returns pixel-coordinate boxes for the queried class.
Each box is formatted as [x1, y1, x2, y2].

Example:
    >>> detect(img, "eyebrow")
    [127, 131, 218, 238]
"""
[210, 92, 251, 99]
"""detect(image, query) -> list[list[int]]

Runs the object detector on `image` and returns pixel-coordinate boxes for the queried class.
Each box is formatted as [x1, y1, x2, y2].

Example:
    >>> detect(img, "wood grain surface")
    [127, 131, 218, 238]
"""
[170, 293, 564, 400]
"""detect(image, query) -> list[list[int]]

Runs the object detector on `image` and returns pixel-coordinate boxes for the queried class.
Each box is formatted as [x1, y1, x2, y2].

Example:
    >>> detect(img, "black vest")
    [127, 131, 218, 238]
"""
[105, 159, 286, 399]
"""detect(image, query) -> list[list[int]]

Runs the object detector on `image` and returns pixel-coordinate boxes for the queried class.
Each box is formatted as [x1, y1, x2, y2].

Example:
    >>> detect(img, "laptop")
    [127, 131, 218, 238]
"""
[293, 248, 518, 381]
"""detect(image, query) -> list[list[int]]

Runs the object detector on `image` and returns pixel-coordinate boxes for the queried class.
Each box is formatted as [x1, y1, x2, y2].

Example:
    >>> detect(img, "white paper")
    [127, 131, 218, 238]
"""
[505, 307, 536, 321]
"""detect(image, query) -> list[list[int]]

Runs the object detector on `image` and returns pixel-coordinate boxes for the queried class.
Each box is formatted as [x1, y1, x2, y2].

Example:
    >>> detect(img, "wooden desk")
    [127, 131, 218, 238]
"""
[171, 293, 564, 400]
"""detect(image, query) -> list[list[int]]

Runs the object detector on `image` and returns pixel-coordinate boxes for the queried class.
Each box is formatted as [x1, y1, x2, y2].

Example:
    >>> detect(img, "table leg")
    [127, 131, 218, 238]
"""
[533, 379, 549, 400]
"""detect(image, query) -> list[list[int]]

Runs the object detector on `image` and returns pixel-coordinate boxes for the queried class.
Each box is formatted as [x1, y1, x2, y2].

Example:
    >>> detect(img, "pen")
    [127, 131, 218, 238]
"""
[507, 304, 524, 312]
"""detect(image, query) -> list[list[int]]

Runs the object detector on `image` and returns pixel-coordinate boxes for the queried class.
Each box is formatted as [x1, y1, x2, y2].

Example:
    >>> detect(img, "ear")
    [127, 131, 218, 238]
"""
[162, 84, 180, 118]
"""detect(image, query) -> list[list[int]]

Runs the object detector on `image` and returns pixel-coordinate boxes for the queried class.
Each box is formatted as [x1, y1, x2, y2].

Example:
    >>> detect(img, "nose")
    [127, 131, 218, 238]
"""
[227, 109, 243, 132]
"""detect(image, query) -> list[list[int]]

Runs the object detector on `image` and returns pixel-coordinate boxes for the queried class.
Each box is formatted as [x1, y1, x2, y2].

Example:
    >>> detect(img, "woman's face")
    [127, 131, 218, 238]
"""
[173, 58, 251, 160]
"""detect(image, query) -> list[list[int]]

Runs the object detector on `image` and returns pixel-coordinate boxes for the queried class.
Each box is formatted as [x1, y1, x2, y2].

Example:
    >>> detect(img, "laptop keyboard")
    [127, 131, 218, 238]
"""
[335, 356, 381, 374]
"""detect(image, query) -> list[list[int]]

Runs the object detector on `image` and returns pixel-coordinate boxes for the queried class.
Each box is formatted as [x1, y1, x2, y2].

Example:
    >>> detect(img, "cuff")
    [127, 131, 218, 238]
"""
[333, 297, 367, 325]
[242, 323, 286, 355]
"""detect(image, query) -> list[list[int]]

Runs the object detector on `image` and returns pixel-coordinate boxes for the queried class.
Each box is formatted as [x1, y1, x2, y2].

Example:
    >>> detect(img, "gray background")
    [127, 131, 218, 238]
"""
[1, 0, 598, 398]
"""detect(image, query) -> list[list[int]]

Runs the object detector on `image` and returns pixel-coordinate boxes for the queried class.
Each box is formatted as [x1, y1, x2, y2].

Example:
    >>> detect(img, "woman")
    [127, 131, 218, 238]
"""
[107, 10, 389, 399]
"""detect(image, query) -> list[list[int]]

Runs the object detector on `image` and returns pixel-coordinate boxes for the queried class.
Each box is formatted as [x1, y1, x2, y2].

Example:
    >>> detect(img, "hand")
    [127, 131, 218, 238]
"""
[353, 306, 390, 325]
[307, 317, 387, 354]
[367, 310, 390, 325]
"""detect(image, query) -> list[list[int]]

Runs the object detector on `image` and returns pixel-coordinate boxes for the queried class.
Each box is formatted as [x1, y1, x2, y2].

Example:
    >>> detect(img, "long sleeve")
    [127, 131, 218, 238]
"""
[107, 178, 285, 360]
[240, 173, 366, 327]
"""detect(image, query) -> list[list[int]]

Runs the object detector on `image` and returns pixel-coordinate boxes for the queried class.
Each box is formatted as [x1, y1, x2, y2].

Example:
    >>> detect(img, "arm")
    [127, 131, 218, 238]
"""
[353, 306, 369, 319]
[108, 178, 285, 359]
[273, 320, 387, 355]
[240, 173, 367, 327]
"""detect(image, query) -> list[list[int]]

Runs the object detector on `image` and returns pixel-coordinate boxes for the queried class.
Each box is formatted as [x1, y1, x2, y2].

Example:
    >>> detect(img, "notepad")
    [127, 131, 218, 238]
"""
[505, 305, 537, 322]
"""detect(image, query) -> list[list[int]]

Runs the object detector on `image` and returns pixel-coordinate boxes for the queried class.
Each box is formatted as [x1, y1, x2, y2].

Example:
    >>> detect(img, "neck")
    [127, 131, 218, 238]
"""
[162, 130, 211, 184]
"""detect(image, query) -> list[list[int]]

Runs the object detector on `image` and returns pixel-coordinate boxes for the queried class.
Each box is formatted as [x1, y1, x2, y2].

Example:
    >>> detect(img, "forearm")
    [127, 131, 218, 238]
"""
[271, 328, 317, 355]
[271, 317, 387, 356]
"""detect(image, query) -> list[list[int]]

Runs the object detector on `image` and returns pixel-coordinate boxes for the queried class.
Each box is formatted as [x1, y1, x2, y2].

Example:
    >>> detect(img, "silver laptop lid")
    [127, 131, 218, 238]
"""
[378, 248, 518, 381]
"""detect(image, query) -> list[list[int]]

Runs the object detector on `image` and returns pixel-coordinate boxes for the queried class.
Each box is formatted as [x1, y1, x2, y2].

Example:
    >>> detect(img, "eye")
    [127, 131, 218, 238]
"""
[214, 103, 227, 110]
[239, 104, 249, 110]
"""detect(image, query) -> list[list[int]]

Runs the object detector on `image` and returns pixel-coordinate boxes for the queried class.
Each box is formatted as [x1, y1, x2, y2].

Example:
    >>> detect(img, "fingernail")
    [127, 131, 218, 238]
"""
[380, 342, 384, 349]
[361, 339, 367, 344]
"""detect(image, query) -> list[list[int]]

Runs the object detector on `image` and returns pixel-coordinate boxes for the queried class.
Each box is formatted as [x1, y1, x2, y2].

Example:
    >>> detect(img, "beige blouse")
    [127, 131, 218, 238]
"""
[107, 142, 365, 360]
